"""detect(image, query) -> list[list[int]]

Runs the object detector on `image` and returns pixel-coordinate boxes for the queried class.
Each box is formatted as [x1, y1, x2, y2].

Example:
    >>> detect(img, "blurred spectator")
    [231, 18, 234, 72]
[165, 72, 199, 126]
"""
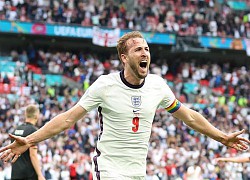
[186, 162, 203, 180]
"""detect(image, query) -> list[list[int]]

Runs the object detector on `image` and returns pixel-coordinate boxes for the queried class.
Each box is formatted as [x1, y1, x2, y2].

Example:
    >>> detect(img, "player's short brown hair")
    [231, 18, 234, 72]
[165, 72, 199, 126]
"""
[117, 31, 144, 62]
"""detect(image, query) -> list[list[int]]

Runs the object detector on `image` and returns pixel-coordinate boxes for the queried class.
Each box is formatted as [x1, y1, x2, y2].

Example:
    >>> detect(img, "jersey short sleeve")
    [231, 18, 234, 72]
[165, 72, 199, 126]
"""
[77, 75, 106, 112]
[158, 78, 181, 113]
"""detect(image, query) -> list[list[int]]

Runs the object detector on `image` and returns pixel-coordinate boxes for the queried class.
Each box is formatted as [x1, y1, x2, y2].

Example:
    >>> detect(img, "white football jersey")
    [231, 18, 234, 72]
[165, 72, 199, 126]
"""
[77, 70, 180, 177]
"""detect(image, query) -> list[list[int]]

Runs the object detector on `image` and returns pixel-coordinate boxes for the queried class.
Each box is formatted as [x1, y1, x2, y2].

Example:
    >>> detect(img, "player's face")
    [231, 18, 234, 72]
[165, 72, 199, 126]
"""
[125, 38, 151, 79]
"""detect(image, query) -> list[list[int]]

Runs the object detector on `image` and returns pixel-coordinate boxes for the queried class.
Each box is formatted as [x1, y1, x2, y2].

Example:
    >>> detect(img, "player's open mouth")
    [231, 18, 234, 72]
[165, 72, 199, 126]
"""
[139, 61, 147, 68]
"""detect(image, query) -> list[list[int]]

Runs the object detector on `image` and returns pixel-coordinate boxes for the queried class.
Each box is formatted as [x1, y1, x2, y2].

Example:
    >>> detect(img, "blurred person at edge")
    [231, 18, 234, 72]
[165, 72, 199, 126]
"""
[215, 156, 250, 180]
[10, 104, 45, 180]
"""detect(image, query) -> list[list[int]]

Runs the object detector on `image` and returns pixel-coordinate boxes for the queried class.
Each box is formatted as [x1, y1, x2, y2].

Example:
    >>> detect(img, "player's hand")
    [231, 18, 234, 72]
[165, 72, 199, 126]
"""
[222, 129, 250, 151]
[0, 134, 30, 163]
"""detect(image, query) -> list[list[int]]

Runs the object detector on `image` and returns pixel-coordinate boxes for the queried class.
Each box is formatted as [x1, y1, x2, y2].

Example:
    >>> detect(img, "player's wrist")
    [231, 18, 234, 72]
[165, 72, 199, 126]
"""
[25, 136, 36, 147]
[219, 133, 228, 145]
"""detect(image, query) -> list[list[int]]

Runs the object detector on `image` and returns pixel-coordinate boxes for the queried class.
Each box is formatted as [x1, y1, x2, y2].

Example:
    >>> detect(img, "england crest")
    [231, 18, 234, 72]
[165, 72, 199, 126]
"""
[131, 96, 141, 107]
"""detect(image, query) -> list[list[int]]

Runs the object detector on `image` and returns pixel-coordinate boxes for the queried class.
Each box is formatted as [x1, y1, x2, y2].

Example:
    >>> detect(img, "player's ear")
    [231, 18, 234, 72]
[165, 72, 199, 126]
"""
[120, 54, 127, 63]
[35, 112, 39, 122]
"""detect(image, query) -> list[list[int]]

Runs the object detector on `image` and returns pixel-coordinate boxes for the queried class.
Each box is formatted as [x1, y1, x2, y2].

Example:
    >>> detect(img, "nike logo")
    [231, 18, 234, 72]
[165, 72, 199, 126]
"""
[133, 109, 140, 113]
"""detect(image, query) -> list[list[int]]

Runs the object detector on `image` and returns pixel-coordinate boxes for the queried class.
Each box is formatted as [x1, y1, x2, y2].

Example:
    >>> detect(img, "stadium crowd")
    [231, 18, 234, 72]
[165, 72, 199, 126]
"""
[0, 46, 249, 180]
[1, 0, 250, 38]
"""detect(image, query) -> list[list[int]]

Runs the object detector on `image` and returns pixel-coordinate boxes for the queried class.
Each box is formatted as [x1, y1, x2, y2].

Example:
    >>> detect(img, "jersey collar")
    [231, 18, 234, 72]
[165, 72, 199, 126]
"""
[120, 70, 145, 89]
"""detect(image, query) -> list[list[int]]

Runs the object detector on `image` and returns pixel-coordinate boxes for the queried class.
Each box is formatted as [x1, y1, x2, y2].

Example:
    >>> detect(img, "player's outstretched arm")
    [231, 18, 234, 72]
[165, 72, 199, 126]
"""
[215, 156, 250, 163]
[172, 104, 250, 151]
[0, 104, 87, 163]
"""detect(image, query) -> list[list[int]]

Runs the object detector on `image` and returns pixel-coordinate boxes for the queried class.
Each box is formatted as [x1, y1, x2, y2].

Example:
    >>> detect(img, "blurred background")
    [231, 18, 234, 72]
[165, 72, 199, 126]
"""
[0, 0, 249, 179]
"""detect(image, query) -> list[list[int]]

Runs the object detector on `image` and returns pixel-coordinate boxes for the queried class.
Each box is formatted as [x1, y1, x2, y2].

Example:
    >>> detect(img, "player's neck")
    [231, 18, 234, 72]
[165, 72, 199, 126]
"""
[25, 118, 37, 125]
[123, 69, 144, 85]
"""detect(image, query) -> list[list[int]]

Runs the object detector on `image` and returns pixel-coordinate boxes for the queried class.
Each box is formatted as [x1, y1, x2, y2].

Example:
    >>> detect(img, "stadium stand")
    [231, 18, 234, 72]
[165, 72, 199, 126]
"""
[1, 0, 250, 37]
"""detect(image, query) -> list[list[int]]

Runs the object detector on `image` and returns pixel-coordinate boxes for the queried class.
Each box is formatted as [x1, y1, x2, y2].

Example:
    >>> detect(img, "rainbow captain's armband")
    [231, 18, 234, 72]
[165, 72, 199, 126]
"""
[166, 99, 181, 113]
